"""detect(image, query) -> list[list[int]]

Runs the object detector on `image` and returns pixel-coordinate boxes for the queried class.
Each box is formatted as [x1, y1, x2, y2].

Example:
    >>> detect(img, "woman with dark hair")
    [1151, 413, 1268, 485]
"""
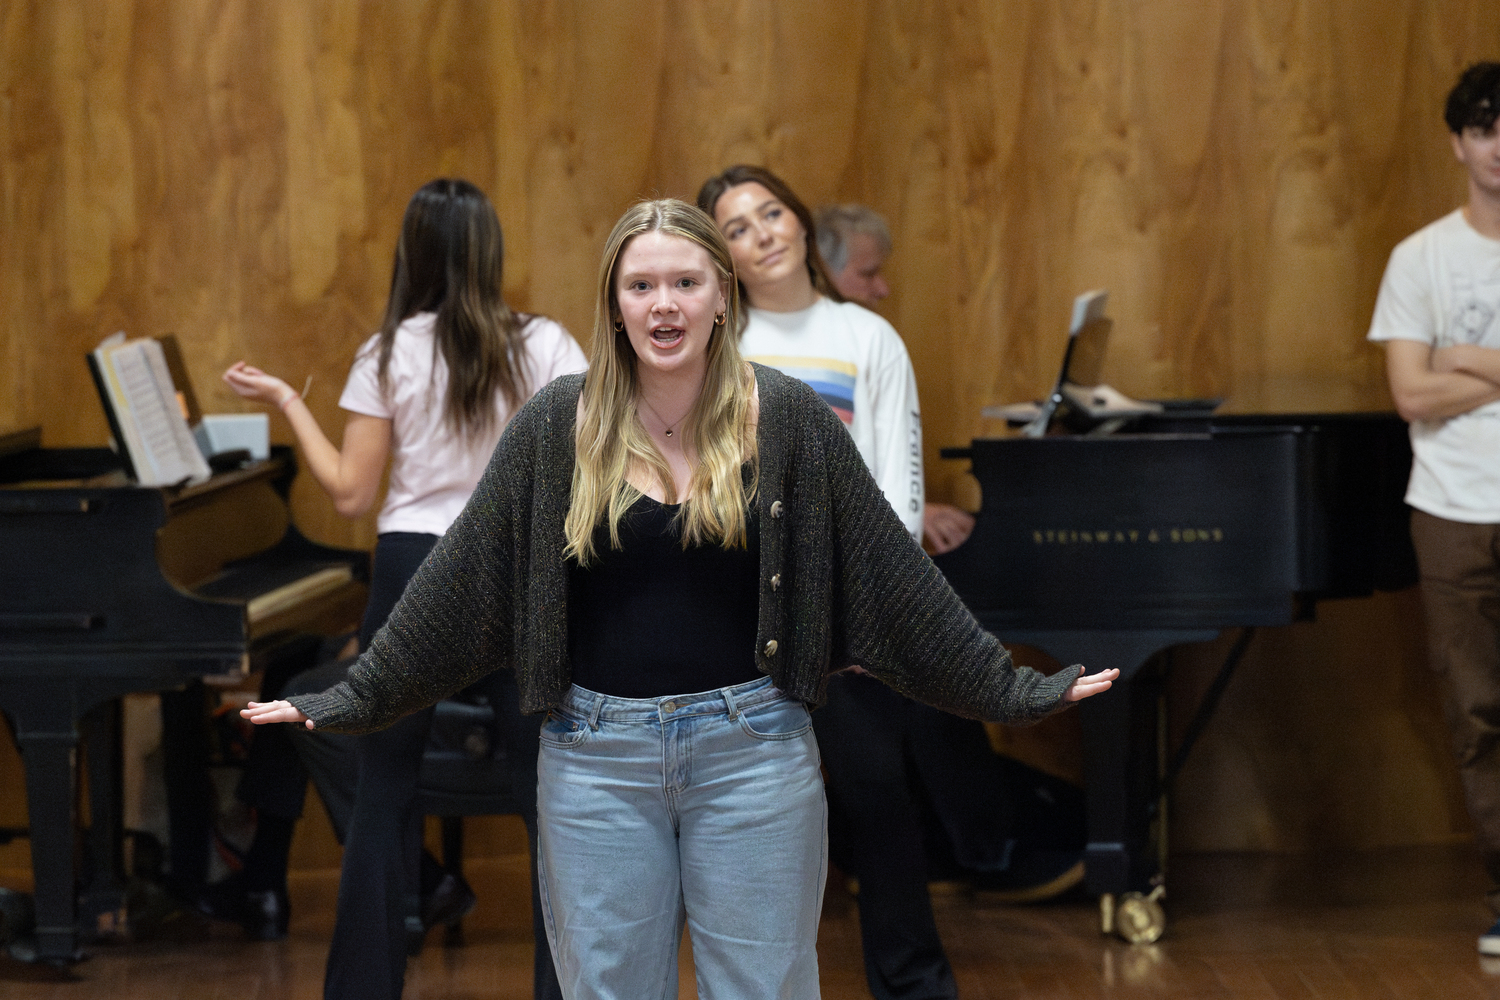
[243, 197, 1115, 1000]
[225, 178, 583, 1000]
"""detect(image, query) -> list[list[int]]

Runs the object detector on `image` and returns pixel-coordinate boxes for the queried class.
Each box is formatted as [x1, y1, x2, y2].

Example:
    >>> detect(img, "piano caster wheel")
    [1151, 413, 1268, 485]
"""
[1113, 885, 1166, 944]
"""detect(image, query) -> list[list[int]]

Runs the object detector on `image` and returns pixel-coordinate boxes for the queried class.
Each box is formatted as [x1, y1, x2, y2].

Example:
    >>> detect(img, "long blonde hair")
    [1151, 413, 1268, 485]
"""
[564, 199, 758, 565]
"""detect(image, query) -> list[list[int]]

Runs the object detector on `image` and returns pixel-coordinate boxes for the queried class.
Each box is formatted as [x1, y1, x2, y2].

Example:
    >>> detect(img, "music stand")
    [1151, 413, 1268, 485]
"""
[1021, 290, 1112, 438]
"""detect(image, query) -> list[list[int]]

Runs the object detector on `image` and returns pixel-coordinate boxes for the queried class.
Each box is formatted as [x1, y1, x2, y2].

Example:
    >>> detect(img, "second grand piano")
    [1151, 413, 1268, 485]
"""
[935, 405, 1416, 934]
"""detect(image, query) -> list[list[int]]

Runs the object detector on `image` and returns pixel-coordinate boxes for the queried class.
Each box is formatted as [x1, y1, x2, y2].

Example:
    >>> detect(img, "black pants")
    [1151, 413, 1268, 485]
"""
[814, 672, 1020, 1000]
[294, 532, 560, 1000]
[161, 634, 323, 893]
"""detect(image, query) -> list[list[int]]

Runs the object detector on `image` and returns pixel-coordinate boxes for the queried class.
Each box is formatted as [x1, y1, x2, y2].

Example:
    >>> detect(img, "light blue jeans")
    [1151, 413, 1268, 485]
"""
[536, 676, 828, 1000]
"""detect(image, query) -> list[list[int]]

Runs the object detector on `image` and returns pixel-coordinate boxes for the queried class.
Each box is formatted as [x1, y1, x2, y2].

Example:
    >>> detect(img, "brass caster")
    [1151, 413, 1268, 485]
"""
[1113, 885, 1166, 944]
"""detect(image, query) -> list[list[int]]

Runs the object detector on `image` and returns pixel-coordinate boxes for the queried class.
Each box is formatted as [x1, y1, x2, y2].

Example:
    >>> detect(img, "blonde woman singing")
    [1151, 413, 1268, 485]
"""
[243, 198, 1116, 1000]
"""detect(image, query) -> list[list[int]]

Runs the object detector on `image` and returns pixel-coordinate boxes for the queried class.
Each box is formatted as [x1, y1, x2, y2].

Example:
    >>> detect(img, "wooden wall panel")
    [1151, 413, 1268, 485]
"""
[3, 0, 1499, 862]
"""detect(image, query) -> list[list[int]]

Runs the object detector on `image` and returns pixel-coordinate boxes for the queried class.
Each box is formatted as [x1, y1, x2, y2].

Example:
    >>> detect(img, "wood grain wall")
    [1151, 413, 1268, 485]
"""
[3, 1, 1498, 866]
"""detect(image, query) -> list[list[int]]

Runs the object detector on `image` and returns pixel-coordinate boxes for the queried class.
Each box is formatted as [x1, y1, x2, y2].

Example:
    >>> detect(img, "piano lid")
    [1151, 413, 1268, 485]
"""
[1213, 374, 1396, 417]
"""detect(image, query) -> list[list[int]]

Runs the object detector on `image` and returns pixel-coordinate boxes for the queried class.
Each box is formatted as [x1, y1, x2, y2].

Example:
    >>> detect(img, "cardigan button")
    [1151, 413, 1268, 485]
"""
[770, 573, 781, 591]
[770, 500, 783, 519]
[763, 639, 779, 658]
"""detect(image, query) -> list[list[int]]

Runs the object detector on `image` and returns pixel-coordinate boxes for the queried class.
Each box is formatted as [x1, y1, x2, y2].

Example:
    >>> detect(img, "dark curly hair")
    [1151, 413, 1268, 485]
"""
[1444, 62, 1500, 134]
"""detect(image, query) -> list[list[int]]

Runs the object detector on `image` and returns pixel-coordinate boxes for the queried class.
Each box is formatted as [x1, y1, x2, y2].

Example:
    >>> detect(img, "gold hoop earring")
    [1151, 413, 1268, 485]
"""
[613, 319, 624, 333]
[714, 312, 726, 327]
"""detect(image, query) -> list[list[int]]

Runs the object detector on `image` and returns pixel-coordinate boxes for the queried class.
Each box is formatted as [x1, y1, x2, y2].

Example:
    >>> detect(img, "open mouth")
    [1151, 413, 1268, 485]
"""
[650, 325, 685, 348]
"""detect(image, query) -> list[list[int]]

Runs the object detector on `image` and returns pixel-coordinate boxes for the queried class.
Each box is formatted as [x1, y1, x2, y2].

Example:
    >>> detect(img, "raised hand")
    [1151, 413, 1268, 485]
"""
[223, 362, 297, 408]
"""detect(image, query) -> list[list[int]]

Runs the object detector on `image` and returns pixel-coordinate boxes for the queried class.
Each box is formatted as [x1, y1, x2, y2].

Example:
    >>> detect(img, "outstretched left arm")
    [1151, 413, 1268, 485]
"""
[815, 402, 1098, 723]
[1065, 668, 1119, 702]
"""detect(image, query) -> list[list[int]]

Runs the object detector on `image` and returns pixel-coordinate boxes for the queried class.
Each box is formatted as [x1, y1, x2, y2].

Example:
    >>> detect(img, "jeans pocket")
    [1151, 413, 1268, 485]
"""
[539, 709, 591, 749]
[738, 698, 813, 741]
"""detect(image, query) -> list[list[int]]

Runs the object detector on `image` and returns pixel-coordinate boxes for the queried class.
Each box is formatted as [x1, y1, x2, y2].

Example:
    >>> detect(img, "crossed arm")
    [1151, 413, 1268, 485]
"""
[1385, 339, 1500, 422]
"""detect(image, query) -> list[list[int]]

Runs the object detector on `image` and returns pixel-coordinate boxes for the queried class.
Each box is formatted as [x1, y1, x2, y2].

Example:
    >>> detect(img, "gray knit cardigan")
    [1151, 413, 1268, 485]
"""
[289, 364, 1082, 732]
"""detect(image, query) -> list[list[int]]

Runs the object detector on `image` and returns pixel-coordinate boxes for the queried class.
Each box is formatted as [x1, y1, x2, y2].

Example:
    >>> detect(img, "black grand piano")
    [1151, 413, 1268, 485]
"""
[0, 426, 368, 963]
[935, 399, 1415, 936]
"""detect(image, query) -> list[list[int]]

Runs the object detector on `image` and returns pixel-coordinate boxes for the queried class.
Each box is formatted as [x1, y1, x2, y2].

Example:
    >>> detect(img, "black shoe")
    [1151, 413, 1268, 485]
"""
[421, 871, 477, 930]
[240, 889, 289, 941]
[190, 875, 244, 923]
[193, 877, 288, 941]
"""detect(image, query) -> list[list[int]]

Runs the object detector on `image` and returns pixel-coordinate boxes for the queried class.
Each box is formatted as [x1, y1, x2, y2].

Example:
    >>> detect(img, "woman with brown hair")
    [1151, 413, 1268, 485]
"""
[225, 178, 582, 1000]
[698, 165, 1029, 1000]
[243, 197, 1114, 1000]
[696, 165, 926, 540]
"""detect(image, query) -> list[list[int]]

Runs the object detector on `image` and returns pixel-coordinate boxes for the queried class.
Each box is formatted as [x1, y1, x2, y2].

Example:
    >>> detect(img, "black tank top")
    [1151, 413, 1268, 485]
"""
[567, 495, 762, 698]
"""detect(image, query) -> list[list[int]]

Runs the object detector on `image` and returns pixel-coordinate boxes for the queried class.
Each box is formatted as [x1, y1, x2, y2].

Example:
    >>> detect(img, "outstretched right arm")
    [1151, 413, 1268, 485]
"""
[246, 385, 562, 734]
[241, 700, 312, 728]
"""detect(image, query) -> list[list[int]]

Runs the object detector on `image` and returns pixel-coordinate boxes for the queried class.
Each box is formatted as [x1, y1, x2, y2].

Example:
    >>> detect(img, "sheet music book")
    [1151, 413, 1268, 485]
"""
[1059, 382, 1164, 421]
[87, 333, 211, 486]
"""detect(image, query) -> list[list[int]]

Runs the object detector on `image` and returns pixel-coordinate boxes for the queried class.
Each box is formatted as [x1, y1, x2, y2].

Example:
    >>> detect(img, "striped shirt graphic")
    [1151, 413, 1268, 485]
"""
[742, 355, 857, 424]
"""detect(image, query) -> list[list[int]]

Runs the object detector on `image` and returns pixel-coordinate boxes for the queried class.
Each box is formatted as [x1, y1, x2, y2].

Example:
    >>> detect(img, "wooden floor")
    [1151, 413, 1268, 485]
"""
[2, 844, 1499, 999]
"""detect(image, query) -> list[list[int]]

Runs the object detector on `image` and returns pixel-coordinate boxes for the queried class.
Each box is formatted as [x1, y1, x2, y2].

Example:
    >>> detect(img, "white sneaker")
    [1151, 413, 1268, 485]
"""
[1479, 919, 1500, 956]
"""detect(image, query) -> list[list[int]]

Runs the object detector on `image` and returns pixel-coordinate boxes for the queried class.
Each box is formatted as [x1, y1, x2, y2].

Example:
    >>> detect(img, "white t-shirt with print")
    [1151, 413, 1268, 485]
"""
[740, 297, 925, 541]
[1368, 209, 1500, 522]
[339, 312, 586, 536]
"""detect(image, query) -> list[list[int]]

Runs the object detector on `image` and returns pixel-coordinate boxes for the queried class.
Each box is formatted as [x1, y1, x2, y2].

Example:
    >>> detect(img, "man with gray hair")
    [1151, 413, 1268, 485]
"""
[817, 203, 893, 308]
[816, 203, 974, 553]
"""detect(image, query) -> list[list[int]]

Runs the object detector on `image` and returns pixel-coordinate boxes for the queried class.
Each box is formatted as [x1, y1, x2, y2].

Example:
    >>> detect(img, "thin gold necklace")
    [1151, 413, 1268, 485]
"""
[638, 394, 692, 438]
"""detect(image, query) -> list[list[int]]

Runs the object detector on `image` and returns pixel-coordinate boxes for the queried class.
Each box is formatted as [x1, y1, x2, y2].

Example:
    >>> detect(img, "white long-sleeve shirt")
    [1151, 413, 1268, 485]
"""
[740, 297, 925, 541]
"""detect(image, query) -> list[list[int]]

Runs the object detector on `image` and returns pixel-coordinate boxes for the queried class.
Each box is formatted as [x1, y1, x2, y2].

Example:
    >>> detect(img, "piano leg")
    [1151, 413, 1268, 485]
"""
[4, 682, 86, 965]
[1077, 670, 1164, 895]
[79, 700, 128, 941]
[1003, 628, 1218, 936]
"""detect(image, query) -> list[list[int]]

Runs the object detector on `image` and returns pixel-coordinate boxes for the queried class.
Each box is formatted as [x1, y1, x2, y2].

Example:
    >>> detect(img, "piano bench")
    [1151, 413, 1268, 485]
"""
[413, 698, 522, 946]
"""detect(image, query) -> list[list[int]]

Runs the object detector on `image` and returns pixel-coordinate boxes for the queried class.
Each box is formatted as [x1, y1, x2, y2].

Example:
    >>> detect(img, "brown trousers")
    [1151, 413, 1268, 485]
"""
[1411, 509, 1500, 913]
